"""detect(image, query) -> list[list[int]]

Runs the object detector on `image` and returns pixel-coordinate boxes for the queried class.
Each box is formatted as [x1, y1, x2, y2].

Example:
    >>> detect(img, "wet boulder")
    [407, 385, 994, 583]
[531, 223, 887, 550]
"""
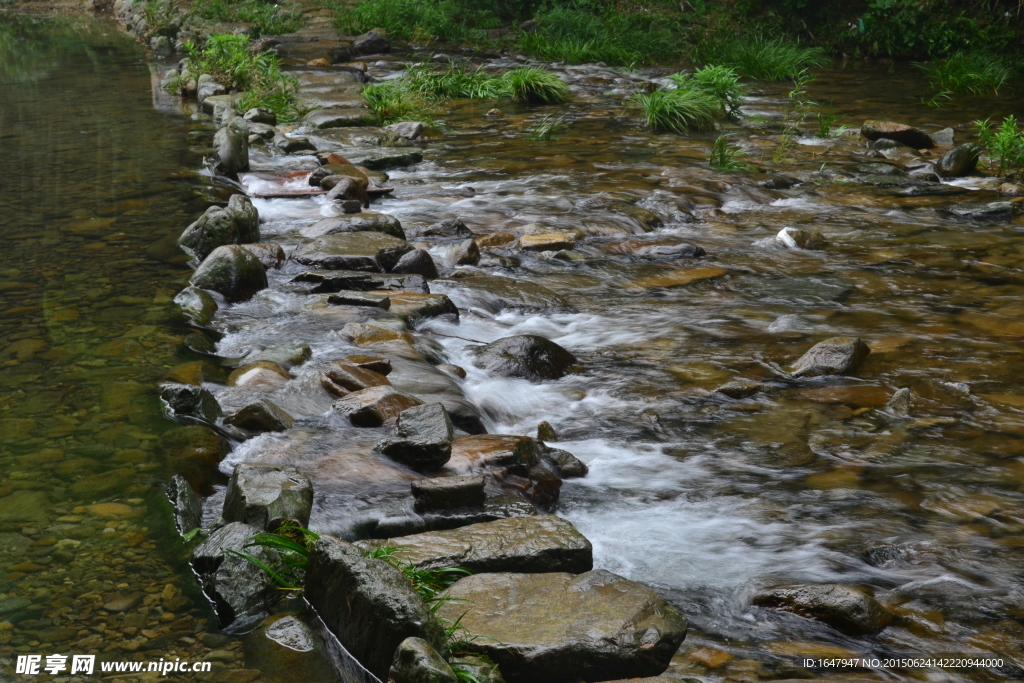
[160, 383, 222, 422]
[304, 536, 447, 680]
[191, 522, 278, 630]
[447, 435, 562, 509]
[415, 217, 474, 239]
[385, 121, 427, 140]
[930, 127, 955, 147]
[519, 233, 577, 252]
[390, 638, 458, 683]
[448, 238, 480, 266]
[275, 134, 317, 153]
[411, 475, 486, 512]
[213, 117, 250, 176]
[243, 107, 276, 125]
[636, 243, 705, 258]
[178, 194, 261, 261]
[377, 403, 455, 472]
[392, 249, 439, 279]
[334, 385, 423, 427]
[790, 337, 870, 378]
[166, 474, 202, 535]
[224, 398, 295, 434]
[293, 270, 428, 294]
[321, 360, 391, 398]
[538, 445, 588, 479]
[245, 344, 311, 371]
[471, 335, 577, 381]
[299, 213, 405, 240]
[775, 227, 826, 250]
[437, 570, 687, 683]
[241, 243, 285, 269]
[228, 361, 291, 390]
[936, 143, 980, 177]
[753, 584, 891, 635]
[860, 120, 935, 149]
[945, 201, 1015, 220]
[222, 463, 314, 530]
[357, 515, 593, 574]
[291, 232, 413, 272]
[161, 426, 231, 495]
[190, 245, 268, 303]
[714, 379, 769, 399]
[328, 291, 391, 308]
[432, 275, 572, 314]
[174, 286, 219, 326]
[353, 28, 391, 55]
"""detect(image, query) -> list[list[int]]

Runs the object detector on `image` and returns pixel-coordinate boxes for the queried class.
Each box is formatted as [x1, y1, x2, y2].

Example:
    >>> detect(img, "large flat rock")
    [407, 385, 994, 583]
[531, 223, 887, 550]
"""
[299, 213, 405, 240]
[431, 275, 571, 314]
[305, 107, 376, 129]
[291, 232, 412, 272]
[292, 270, 428, 294]
[437, 570, 687, 683]
[356, 515, 592, 574]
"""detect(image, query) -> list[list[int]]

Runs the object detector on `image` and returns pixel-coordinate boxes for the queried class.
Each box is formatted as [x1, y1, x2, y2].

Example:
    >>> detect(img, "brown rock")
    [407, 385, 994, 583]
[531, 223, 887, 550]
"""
[333, 386, 422, 427]
[322, 361, 391, 398]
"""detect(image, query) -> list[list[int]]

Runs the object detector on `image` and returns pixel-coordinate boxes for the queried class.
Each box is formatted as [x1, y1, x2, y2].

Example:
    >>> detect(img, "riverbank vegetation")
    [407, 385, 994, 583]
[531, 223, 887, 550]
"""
[976, 116, 1024, 176]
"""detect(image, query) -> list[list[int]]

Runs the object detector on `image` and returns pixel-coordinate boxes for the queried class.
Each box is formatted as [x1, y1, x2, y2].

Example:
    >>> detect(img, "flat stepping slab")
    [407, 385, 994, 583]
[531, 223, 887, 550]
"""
[291, 270, 429, 294]
[299, 213, 405, 240]
[356, 514, 592, 573]
[305, 108, 376, 129]
[346, 150, 424, 171]
[431, 275, 572, 314]
[385, 291, 458, 323]
[291, 232, 412, 272]
[437, 570, 688, 683]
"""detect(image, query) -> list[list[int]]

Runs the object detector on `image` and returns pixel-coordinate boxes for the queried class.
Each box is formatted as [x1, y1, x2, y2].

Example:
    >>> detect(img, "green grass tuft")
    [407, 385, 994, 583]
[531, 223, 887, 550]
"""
[189, 0, 306, 36]
[501, 66, 570, 104]
[335, 0, 489, 43]
[976, 115, 1024, 176]
[631, 88, 720, 134]
[404, 61, 505, 100]
[917, 51, 1016, 98]
[669, 65, 744, 119]
[227, 525, 320, 590]
[363, 80, 439, 125]
[694, 35, 829, 81]
[526, 114, 570, 141]
[710, 134, 754, 171]
[363, 545, 471, 606]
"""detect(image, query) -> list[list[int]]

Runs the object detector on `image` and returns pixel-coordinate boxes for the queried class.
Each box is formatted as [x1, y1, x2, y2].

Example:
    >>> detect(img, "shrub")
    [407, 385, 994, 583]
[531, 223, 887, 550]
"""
[976, 116, 1024, 176]
[917, 51, 1016, 98]
[184, 34, 301, 121]
[694, 35, 829, 80]
[631, 88, 720, 133]
[670, 65, 744, 118]
[501, 66, 570, 104]
[363, 80, 438, 124]
[189, 0, 306, 36]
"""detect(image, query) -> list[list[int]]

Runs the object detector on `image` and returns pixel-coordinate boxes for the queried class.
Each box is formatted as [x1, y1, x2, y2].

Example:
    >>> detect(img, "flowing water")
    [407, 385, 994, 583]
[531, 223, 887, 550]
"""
[4, 13, 1024, 683]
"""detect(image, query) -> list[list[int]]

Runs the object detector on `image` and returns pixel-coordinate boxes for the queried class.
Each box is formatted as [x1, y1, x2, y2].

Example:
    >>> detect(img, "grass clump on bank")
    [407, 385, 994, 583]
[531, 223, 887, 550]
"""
[190, 0, 306, 36]
[405, 61, 505, 99]
[976, 116, 1024, 176]
[503, 66, 570, 104]
[917, 51, 1017, 98]
[336, 0, 490, 43]
[363, 80, 439, 125]
[693, 35, 828, 80]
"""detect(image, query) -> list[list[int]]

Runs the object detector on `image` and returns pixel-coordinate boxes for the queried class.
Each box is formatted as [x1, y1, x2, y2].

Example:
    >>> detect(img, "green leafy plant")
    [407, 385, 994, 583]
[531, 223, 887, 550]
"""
[190, 0, 305, 36]
[363, 545, 471, 608]
[710, 134, 754, 171]
[501, 66, 570, 104]
[917, 51, 1016, 98]
[363, 80, 439, 125]
[815, 103, 849, 137]
[526, 114, 570, 141]
[670, 65, 744, 119]
[976, 116, 1024, 176]
[772, 132, 796, 163]
[184, 34, 301, 121]
[694, 35, 828, 81]
[631, 88, 720, 134]
[228, 525, 321, 590]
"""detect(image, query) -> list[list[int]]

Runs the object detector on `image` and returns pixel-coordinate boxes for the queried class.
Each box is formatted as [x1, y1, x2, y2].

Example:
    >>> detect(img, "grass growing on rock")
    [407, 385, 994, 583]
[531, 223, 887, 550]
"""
[190, 0, 306, 36]
[363, 80, 439, 125]
[184, 34, 301, 121]
[694, 35, 829, 80]
[631, 88, 719, 133]
[917, 51, 1017, 98]
[502, 66, 570, 104]
[229, 525, 320, 590]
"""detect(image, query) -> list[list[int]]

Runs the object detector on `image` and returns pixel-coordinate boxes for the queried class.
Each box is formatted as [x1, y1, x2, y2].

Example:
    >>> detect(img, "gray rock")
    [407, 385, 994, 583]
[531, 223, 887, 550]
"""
[222, 463, 313, 529]
[304, 535, 448, 680]
[213, 102, 238, 127]
[294, 269, 429, 294]
[275, 134, 317, 153]
[417, 218, 473, 238]
[471, 335, 577, 381]
[174, 285, 219, 326]
[248, 122, 277, 139]
[929, 127, 955, 147]
[868, 137, 905, 150]
[247, 344, 312, 370]
[386, 121, 427, 140]
[637, 243, 705, 258]
[322, 360, 392, 397]
[431, 276, 572, 314]
[437, 570, 687, 683]
[753, 584, 891, 635]
[190, 244, 268, 302]
[328, 291, 392, 308]
[936, 143, 980, 177]
[191, 522, 278, 630]
[160, 383, 223, 422]
[291, 232, 413, 272]
[166, 475, 203, 535]
[412, 475, 486, 512]
[377, 403, 455, 471]
[305, 108, 375, 129]
[299, 213, 405, 240]
[392, 249, 439, 279]
[389, 637, 458, 683]
[197, 79, 226, 104]
[853, 162, 905, 176]
[224, 398, 295, 434]
[243, 107, 276, 125]
[449, 238, 480, 266]
[945, 201, 1015, 220]
[334, 386, 423, 427]
[213, 118, 250, 176]
[241, 242, 285, 269]
[353, 28, 391, 55]
[860, 120, 935, 149]
[178, 194, 260, 262]
[536, 421, 557, 442]
[354, 150, 423, 171]
[358, 515, 592, 574]
[885, 387, 911, 417]
[714, 379, 768, 399]
[399, 403, 455, 442]
[539, 446, 588, 479]
[790, 337, 870, 378]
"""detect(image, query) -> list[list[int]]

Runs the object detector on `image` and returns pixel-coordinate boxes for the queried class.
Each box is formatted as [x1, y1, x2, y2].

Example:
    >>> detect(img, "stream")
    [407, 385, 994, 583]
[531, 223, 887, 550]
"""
[3, 12, 1024, 683]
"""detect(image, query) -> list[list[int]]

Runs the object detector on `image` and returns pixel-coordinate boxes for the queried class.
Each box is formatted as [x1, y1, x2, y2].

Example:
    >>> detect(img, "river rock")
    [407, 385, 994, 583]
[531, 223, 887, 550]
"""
[999, 182, 1023, 196]
[305, 536, 447, 680]
[178, 194, 260, 261]
[714, 379, 769, 399]
[358, 515, 592, 574]
[860, 120, 935, 149]
[519, 233, 577, 252]
[166, 474, 203, 535]
[228, 361, 291, 389]
[322, 360, 391, 397]
[191, 244, 268, 302]
[246, 344, 312, 370]
[437, 570, 687, 683]
[224, 398, 295, 434]
[293, 270, 429, 294]
[775, 227, 826, 250]
[945, 201, 1015, 220]
[936, 143, 980, 177]
[345, 354, 393, 375]
[885, 387, 911, 416]
[753, 584, 891, 635]
[243, 107, 276, 125]
[242, 243, 285, 269]
[353, 28, 391, 55]
[854, 162, 905, 175]
[174, 286, 219, 326]
[389, 637, 457, 683]
[299, 213, 404, 240]
[636, 243, 705, 258]
[0, 490, 49, 525]
[538, 445, 588, 478]
[223, 463, 313, 529]
[305, 108, 376, 129]
[431, 275, 571, 313]
[449, 238, 480, 266]
[161, 426, 231, 494]
[385, 121, 427, 140]
[334, 386, 423, 427]
[929, 127, 955, 146]
[213, 118, 250, 176]
[446, 435, 562, 508]
[377, 403, 454, 472]
[191, 522, 278, 630]
[417, 218, 473, 238]
[328, 291, 391, 308]
[471, 335, 576, 381]
[790, 337, 870, 378]
[412, 475, 486, 512]
[386, 292, 459, 324]
[392, 249, 439, 279]
[160, 382, 223, 422]
[292, 232, 413, 272]
[197, 79, 226, 104]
